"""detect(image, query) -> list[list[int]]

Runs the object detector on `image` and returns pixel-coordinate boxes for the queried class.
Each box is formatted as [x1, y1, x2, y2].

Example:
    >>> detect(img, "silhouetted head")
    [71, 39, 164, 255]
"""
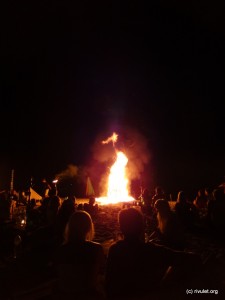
[49, 195, 60, 209]
[119, 208, 144, 240]
[64, 211, 94, 243]
[48, 188, 57, 197]
[205, 187, 214, 198]
[155, 186, 164, 196]
[143, 188, 149, 197]
[213, 188, 225, 202]
[89, 197, 96, 206]
[197, 189, 205, 197]
[177, 191, 187, 204]
[154, 199, 173, 234]
[154, 199, 171, 216]
[67, 195, 76, 204]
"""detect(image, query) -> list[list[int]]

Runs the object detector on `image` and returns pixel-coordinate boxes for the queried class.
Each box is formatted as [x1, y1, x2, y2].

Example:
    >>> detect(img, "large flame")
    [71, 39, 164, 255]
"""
[96, 133, 134, 205]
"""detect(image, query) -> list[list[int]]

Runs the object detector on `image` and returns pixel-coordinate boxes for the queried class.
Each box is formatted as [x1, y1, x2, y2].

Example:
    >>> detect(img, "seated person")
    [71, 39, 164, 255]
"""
[151, 199, 185, 250]
[106, 207, 201, 299]
[55, 195, 77, 243]
[53, 211, 104, 299]
[208, 188, 225, 233]
[193, 189, 208, 217]
[174, 191, 195, 229]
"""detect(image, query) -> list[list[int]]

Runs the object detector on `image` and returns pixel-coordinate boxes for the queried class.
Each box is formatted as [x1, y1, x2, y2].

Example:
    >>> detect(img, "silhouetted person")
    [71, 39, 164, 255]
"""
[84, 197, 99, 217]
[38, 178, 51, 198]
[26, 198, 43, 230]
[53, 211, 104, 299]
[208, 188, 225, 234]
[55, 196, 77, 243]
[151, 199, 185, 250]
[193, 189, 208, 218]
[141, 188, 153, 215]
[38, 195, 50, 225]
[46, 189, 61, 226]
[0, 191, 11, 222]
[106, 207, 200, 299]
[77, 203, 84, 210]
[151, 186, 166, 206]
[174, 191, 195, 229]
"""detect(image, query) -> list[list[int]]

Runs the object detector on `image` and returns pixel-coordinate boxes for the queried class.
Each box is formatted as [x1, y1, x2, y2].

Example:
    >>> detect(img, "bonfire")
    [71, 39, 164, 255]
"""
[96, 133, 134, 205]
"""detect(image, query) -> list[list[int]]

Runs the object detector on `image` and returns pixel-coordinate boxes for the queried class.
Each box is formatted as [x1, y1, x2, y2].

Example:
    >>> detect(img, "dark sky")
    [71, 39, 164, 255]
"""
[1, 1, 225, 195]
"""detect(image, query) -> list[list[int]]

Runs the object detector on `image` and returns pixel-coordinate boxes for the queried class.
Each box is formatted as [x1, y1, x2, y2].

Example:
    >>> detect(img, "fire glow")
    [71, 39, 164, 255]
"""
[96, 133, 134, 205]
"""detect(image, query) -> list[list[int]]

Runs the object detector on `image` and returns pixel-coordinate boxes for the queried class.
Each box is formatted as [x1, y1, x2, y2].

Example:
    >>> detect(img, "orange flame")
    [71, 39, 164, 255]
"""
[96, 133, 134, 205]
[102, 132, 118, 146]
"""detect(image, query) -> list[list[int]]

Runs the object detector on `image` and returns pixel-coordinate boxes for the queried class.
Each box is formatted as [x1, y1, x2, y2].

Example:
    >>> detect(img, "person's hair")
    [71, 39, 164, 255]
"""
[154, 199, 172, 234]
[89, 197, 96, 206]
[155, 186, 163, 195]
[64, 211, 94, 243]
[119, 207, 144, 239]
[177, 191, 186, 204]
[213, 188, 225, 202]
[155, 199, 170, 213]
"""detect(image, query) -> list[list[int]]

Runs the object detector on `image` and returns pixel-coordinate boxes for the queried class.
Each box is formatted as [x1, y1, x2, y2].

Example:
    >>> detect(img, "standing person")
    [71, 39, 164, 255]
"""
[141, 188, 153, 215]
[38, 178, 51, 198]
[53, 211, 105, 299]
[46, 189, 61, 226]
[151, 186, 166, 206]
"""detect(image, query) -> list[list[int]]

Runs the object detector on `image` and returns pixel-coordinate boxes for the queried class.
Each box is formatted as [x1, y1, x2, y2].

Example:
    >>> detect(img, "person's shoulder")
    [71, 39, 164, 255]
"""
[87, 240, 102, 247]
[85, 241, 104, 260]
[145, 241, 159, 251]
[146, 241, 174, 253]
[174, 202, 179, 210]
[108, 240, 125, 252]
[86, 241, 104, 252]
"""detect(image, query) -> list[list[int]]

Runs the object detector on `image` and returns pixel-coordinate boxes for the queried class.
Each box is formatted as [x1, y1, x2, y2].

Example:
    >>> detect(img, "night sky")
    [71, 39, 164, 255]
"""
[1, 1, 225, 196]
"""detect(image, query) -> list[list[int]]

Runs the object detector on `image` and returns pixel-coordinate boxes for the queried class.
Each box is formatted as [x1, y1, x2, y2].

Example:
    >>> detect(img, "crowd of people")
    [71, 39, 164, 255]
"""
[0, 182, 225, 299]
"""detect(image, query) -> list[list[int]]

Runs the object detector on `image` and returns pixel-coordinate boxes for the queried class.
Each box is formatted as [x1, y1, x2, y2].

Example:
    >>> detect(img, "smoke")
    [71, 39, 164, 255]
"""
[91, 133, 117, 164]
[55, 164, 79, 180]
[121, 127, 151, 181]
[87, 132, 119, 195]
[54, 164, 88, 197]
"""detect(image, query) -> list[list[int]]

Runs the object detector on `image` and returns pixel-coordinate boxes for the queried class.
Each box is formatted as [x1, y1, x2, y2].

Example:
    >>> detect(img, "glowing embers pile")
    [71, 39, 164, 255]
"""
[96, 133, 134, 205]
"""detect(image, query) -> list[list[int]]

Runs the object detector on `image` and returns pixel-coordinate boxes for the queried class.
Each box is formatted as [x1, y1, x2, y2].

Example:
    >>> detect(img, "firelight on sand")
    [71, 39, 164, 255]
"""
[96, 133, 134, 205]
